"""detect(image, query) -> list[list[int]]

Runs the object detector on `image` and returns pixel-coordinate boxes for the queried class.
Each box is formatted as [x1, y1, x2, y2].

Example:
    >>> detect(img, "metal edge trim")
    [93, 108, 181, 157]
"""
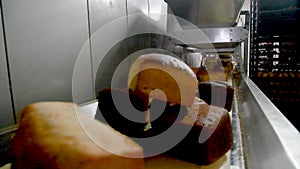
[241, 74, 300, 169]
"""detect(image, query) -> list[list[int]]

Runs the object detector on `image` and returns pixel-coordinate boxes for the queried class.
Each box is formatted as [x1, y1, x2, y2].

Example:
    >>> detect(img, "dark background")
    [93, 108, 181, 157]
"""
[250, 0, 300, 130]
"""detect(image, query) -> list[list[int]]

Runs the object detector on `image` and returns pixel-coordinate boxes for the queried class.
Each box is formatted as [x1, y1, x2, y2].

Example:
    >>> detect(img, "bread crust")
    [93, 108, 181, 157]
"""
[128, 53, 198, 107]
[11, 102, 144, 169]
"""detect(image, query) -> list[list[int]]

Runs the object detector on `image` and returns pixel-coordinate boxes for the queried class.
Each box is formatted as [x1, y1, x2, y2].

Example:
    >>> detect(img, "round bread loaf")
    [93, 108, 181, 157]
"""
[128, 53, 198, 107]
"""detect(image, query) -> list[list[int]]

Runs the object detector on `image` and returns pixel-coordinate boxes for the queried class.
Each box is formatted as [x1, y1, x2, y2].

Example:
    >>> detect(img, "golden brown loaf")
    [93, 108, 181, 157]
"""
[11, 102, 144, 169]
[128, 53, 198, 107]
[196, 67, 227, 82]
[164, 98, 232, 165]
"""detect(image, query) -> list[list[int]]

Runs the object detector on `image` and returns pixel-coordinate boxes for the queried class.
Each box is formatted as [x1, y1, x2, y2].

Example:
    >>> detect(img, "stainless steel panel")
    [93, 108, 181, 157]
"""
[79, 100, 99, 119]
[148, 0, 168, 49]
[149, 0, 168, 25]
[2, 0, 93, 112]
[165, 0, 245, 28]
[0, 7, 14, 128]
[128, 0, 148, 15]
[127, 0, 149, 35]
[88, 0, 127, 35]
[127, 0, 167, 38]
[171, 27, 249, 46]
[235, 75, 300, 169]
[88, 0, 128, 92]
[241, 0, 251, 11]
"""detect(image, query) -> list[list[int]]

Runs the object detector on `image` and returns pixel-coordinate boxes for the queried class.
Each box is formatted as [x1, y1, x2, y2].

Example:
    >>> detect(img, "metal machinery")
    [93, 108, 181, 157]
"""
[163, 0, 248, 65]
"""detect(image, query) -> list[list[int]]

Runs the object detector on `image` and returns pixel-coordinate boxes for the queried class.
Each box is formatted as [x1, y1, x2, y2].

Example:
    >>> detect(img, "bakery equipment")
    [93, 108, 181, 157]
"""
[165, 0, 245, 28]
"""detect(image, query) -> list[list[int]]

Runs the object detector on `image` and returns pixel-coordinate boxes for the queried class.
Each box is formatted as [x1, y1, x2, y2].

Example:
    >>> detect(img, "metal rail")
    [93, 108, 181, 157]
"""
[234, 74, 300, 169]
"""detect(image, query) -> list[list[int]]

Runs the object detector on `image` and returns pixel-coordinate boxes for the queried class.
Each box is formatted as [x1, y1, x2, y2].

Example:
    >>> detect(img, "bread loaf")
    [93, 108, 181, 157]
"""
[128, 53, 198, 107]
[11, 102, 144, 169]
[163, 98, 233, 165]
[198, 81, 234, 111]
[196, 66, 227, 82]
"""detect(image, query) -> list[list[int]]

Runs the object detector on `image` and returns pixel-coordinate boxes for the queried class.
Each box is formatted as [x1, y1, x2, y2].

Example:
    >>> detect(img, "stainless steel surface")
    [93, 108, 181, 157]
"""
[241, 0, 251, 11]
[88, 0, 127, 35]
[89, 0, 128, 91]
[148, 0, 168, 32]
[185, 52, 202, 67]
[79, 100, 99, 119]
[127, 0, 168, 34]
[0, 6, 14, 128]
[170, 27, 248, 46]
[92, 0, 169, 92]
[165, 0, 245, 28]
[235, 74, 300, 169]
[2, 0, 93, 112]
[88, 0, 127, 75]
[127, 0, 149, 35]
[164, 0, 249, 64]
[127, 0, 150, 30]
[148, 0, 168, 51]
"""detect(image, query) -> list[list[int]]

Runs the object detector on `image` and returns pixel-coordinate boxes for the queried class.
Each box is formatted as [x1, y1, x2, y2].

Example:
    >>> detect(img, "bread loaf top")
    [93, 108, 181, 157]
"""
[134, 53, 196, 78]
[128, 53, 198, 106]
[20, 102, 143, 157]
